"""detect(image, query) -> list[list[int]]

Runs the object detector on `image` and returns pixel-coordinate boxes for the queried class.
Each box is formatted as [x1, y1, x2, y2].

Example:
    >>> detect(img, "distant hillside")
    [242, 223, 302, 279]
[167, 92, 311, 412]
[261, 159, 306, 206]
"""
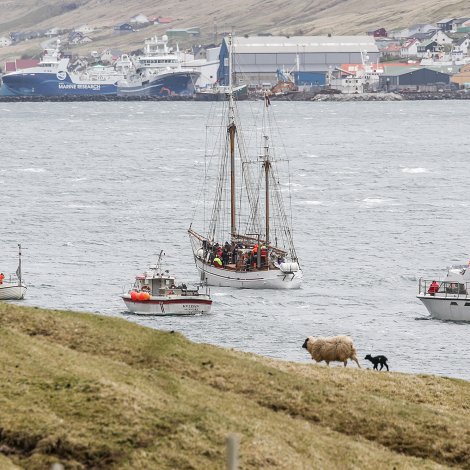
[0, 0, 469, 61]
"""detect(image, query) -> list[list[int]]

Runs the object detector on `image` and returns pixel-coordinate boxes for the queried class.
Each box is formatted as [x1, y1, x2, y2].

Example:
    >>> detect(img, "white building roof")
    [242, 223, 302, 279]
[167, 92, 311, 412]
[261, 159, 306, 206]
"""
[231, 36, 379, 54]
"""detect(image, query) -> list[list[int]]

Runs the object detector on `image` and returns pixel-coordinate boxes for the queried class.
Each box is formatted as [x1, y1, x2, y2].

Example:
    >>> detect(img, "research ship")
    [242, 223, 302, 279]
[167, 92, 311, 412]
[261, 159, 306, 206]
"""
[1, 41, 132, 97]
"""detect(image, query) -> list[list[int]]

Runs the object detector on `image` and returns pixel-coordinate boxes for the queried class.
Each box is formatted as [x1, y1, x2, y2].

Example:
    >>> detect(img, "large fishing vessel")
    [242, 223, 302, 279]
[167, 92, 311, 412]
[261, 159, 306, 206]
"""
[188, 35, 302, 289]
[117, 35, 200, 97]
[1, 41, 132, 96]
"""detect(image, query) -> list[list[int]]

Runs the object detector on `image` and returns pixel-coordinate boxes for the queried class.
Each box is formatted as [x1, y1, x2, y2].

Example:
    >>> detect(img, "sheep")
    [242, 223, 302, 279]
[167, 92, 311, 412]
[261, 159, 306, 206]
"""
[302, 335, 361, 368]
[364, 354, 389, 371]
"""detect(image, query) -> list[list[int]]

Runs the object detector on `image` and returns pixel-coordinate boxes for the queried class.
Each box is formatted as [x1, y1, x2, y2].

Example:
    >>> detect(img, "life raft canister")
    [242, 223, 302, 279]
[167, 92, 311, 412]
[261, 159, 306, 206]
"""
[280, 262, 300, 274]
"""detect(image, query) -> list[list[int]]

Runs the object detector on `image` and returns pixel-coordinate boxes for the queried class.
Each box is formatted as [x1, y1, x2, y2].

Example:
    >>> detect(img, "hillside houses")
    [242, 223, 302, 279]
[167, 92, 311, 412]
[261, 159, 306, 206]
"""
[377, 16, 470, 65]
[390, 24, 435, 39]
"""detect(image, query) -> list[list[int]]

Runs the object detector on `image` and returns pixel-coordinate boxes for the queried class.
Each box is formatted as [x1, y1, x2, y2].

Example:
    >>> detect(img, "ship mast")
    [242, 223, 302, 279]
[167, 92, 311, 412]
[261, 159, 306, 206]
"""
[17, 243, 22, 286]
[227, 34, 236, 238]
[263, 135, 271, 247]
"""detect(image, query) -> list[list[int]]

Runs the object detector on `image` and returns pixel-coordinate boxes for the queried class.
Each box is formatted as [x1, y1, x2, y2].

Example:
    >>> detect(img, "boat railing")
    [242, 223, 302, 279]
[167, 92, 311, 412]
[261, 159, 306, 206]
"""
[419, 278, 470, 298]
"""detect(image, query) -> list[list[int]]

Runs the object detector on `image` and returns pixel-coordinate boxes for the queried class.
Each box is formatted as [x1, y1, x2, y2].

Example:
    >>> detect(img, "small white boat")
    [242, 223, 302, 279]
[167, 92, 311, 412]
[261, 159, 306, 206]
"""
[122, 251, 212, 315]
[0, 283, 27, 300]
[0, 244, 26, 300]
[418, 264, 470, 321]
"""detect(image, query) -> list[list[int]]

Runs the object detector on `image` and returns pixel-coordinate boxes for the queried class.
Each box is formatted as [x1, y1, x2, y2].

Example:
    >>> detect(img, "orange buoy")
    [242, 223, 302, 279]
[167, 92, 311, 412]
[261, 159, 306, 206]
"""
[138, 292, 148, 301]
[130, 290, 138, 301]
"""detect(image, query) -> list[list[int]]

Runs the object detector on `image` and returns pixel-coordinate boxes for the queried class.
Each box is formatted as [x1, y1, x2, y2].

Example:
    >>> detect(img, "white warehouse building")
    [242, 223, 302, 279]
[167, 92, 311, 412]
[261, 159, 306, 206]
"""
[217, 35, 380, 86]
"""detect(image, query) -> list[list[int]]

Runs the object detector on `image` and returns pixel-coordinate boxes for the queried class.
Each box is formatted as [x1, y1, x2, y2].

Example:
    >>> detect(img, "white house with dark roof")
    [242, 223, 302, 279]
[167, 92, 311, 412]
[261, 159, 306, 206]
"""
[130, 14, 149, 24]
[410, 29, 453, 46]
[0, 36, 12, 47]
[454, 37, 470, 55]
[400, 38, 420, 58]
[389, 24, 435, 39]
[75, 24, 94, 34]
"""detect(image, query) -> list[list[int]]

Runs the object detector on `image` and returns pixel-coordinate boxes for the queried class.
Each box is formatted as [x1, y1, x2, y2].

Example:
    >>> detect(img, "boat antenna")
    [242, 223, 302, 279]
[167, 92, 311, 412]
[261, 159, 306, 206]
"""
[157, 249, 164, 276]
[227, 33, 237, 238]
[16, 243, 22, 286]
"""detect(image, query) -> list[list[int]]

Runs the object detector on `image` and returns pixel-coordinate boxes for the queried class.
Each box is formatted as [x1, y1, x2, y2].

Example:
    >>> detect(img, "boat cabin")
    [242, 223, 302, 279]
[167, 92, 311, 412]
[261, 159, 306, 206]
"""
[132, 266, 197, 296]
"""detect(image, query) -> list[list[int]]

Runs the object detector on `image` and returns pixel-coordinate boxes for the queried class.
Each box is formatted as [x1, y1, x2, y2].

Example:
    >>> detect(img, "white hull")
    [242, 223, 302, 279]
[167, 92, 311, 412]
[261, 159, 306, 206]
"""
[0, 284, 27, 300]
[418, 295, 470, 321]
[194, 257, 302, 289]
[122, 294, 212, 315]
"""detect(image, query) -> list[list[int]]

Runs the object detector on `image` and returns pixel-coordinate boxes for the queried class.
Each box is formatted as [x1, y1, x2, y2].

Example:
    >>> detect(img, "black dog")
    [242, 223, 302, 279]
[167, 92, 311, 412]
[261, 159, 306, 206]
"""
[364, 354, 389, 371]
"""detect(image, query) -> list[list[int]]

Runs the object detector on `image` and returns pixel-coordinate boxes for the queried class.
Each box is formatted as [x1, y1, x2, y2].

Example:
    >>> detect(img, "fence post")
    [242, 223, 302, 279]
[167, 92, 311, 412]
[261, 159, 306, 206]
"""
[226, 434, 239, 470]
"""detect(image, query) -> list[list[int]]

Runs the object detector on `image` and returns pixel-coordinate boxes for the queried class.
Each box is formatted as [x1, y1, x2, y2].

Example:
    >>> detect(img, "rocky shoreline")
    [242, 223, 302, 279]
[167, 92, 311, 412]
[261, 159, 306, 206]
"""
[0, 90, 469, 102]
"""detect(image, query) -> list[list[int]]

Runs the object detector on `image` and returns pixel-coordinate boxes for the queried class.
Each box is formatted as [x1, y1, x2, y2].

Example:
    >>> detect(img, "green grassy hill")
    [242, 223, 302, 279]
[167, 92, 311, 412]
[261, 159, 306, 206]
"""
[0, 302, 469, 469]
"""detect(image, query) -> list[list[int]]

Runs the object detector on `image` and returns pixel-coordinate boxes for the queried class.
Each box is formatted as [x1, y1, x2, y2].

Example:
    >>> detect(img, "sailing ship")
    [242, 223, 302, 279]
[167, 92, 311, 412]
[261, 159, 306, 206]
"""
[188, 35, 302, 289]
[0, 244, 27, 300]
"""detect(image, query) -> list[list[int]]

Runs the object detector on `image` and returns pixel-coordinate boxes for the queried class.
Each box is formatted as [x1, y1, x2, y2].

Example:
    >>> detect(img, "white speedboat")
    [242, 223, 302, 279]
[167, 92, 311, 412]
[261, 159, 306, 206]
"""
[0, 244, 26, 300]
[122, 251, 212, 315]
[418, 265, 470, 321]
[0, 283, 26, 300]
[188, 34, 303, 290]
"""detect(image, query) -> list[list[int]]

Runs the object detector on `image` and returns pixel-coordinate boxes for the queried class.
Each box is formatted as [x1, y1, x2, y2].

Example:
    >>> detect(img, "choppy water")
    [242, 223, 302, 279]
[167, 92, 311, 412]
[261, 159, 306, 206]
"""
[1, 100, 470, 379]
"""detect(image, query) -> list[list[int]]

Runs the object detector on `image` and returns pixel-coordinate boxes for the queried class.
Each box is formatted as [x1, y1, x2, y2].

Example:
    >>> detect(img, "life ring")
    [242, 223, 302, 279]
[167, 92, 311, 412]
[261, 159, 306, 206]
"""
[142, 285, 151, 292]
[168, 290, 174, 295]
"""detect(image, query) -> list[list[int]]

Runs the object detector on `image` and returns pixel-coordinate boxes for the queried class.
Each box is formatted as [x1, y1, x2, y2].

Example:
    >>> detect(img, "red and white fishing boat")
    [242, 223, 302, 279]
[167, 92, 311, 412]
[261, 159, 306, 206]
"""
[121, 251, 212, 315]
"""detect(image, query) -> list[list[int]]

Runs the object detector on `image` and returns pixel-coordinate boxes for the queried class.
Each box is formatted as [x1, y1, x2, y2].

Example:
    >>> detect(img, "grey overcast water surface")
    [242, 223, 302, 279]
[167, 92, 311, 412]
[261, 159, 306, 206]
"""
[1, 100, 470, 379]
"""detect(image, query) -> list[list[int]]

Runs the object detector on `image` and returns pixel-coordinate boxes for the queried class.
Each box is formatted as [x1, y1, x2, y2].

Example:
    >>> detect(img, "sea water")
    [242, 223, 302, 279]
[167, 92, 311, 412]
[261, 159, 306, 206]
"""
[1, 100, 470, 379]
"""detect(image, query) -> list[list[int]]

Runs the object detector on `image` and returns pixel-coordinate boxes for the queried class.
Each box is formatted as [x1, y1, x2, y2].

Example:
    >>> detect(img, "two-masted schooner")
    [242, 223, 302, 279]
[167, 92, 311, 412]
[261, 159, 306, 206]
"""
[188, 35, 302, 289]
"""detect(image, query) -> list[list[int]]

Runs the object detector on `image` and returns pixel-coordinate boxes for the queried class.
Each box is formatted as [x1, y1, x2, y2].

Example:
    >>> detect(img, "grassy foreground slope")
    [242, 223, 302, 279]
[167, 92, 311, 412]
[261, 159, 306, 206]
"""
[0, 303, 469, 469]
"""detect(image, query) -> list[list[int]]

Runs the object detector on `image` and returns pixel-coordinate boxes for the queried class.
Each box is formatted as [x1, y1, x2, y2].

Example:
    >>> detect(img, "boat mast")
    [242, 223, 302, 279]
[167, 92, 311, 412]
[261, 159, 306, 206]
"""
[17, 243, 22, 286]
[263, 134, 271, 247]
[227, 34, 236, 238]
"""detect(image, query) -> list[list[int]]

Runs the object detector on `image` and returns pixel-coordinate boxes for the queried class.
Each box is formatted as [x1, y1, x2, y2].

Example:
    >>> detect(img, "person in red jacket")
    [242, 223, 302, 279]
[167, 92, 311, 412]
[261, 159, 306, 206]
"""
[0, 273, 4, 285]
[428, 280, 439, 295]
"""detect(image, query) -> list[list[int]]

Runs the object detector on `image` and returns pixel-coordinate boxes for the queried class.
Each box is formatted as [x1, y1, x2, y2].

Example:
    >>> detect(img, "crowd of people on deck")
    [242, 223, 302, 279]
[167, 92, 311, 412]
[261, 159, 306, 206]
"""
[202, 240, 278, 270]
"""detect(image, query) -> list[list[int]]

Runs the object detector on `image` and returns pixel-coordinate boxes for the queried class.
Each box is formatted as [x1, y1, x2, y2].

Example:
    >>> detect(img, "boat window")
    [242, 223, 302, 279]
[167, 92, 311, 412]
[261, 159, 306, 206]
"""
[451, 302, 458, 305]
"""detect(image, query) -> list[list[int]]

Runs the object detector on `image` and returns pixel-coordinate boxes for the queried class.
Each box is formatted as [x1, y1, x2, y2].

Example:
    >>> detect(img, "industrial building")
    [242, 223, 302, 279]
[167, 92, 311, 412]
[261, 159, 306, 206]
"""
[379, 66, 452, 91]
[217, 35, 380, 86]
